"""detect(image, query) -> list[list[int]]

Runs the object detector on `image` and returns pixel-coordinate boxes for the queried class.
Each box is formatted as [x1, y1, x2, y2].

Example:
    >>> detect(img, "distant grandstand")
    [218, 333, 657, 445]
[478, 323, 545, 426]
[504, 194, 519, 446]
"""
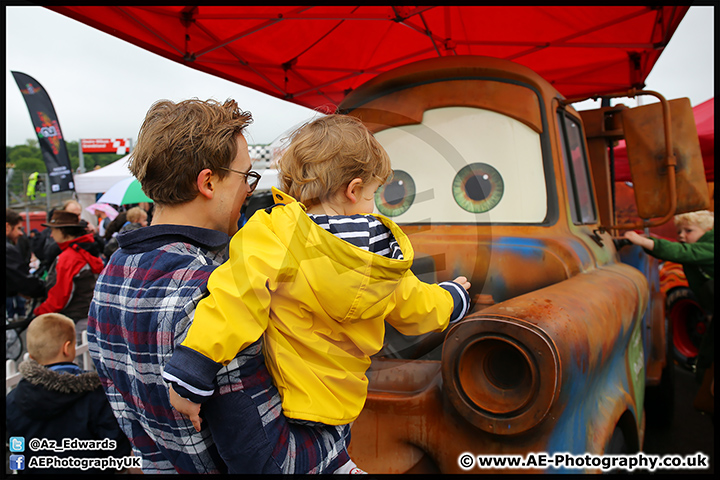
[248, 144, 272, 164]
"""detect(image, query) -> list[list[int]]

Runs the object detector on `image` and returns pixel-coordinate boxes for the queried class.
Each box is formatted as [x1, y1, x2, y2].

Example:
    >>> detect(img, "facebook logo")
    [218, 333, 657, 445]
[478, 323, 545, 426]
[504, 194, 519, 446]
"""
[9, 454, 25, 471]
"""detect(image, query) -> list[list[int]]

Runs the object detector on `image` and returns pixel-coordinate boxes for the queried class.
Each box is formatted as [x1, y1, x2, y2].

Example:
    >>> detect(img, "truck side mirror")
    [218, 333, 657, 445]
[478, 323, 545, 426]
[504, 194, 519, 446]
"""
[622, 97, 709, 221]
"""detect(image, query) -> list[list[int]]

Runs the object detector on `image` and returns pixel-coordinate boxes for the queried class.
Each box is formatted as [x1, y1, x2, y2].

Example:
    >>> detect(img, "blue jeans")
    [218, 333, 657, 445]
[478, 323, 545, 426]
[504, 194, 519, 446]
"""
[6, 296, 26, 319]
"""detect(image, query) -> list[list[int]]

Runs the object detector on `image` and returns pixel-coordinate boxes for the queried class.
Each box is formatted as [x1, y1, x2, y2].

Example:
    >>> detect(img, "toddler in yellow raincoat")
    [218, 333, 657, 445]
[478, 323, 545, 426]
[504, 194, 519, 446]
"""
[164, 115, 471, 472]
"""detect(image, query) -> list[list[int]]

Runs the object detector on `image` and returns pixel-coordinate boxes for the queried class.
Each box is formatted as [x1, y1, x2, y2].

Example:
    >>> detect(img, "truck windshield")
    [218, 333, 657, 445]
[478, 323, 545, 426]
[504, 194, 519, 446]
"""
[374, 106, 547, 224]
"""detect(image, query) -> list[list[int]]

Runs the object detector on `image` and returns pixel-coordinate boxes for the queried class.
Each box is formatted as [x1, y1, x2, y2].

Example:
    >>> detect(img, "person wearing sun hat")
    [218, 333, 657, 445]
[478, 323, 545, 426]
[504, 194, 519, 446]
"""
[35, 200, 106, 278]
[33, 209, 105, 343]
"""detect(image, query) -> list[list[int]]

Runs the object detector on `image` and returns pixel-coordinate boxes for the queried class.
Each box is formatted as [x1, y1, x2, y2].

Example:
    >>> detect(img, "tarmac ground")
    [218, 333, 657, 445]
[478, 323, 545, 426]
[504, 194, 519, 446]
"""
[640, 362, 714, 474]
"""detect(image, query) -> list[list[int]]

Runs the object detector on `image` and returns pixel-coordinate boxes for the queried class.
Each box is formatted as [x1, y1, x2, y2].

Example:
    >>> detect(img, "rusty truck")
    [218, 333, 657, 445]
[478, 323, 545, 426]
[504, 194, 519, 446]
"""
[334, 55, 710, 473]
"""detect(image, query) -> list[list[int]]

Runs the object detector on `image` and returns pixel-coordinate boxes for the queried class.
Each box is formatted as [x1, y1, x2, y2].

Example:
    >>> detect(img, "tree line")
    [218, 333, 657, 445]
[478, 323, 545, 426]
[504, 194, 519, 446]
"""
[6, 139, 125, 205]
[6, 139, 125, 173]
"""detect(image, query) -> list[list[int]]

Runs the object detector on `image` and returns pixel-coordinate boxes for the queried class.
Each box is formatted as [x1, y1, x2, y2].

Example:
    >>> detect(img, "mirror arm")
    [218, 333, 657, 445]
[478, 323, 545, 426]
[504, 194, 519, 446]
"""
[562, 89, 678, 232]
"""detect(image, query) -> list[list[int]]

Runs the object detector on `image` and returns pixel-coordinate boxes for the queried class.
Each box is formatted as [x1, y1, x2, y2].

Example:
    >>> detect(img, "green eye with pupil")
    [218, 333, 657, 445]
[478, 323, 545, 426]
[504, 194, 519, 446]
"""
[453, 163, 504, 213]
[375, 170, 415, 217]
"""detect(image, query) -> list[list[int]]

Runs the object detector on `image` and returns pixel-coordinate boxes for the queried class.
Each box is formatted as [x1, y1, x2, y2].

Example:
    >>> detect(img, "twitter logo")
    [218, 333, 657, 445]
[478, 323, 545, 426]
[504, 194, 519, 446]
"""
[10, 436, 25, 452]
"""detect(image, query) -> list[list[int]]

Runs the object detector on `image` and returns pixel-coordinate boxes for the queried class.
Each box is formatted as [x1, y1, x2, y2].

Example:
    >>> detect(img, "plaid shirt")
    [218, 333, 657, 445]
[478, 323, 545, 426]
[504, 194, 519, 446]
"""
[88, 225, 350, 474]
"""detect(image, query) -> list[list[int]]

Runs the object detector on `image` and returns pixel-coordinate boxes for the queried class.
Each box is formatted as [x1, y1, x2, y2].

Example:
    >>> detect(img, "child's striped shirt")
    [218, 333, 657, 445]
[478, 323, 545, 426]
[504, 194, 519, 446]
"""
[307, 214, 404, 260]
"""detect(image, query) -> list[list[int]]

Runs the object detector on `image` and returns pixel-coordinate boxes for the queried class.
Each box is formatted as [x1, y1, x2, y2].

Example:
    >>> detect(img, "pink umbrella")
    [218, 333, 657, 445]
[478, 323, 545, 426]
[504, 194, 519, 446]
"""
[86, 202, 119, 220]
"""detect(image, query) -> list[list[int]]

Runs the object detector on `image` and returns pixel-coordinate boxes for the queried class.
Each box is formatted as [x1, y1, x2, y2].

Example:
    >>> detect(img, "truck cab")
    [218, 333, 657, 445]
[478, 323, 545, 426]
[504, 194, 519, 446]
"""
[336, 55, 708, 473]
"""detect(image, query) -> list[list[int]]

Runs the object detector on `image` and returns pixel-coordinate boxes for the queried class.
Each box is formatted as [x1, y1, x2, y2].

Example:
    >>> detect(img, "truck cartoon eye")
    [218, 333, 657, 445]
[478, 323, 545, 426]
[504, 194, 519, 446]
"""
[375, 170, 416, 217]
[374, 106, 546, 224]
[452, 163, 504, 213]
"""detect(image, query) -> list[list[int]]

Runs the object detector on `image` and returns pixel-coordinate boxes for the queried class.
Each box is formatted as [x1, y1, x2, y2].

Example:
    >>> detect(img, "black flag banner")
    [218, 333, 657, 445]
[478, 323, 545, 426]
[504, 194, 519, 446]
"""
[12, 71, 75, 193]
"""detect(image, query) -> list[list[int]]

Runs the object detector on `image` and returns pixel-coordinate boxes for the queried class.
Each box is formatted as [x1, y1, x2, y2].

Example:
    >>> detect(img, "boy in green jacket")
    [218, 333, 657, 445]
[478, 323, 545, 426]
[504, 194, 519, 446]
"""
[624, 210, 714, 382]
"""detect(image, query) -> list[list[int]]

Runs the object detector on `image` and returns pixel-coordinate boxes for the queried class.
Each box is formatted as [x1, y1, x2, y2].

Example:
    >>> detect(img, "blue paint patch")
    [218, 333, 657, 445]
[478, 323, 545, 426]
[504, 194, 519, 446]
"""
[496, 236, 546, 249]
[493, 244, 545, 261]
[619, 244, 650, 273]
[618, 244, 656, 370]
[544, 333, 636, 472]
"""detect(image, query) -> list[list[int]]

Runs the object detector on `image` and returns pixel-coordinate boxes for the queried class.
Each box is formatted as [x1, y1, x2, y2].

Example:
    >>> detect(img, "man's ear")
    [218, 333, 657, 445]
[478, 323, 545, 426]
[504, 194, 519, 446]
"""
[196, 168, 215, 200]
[344, 178, 364, 204]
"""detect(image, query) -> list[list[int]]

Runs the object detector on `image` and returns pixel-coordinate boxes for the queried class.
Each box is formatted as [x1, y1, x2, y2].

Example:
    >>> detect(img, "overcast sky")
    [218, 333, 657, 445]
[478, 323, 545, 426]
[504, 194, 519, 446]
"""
[5, 5, 714, 148]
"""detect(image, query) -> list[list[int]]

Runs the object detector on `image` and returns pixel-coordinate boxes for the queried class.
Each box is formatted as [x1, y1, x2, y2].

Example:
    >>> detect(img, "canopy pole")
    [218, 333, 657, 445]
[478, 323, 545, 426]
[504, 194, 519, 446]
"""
[78, 139, 86, 173]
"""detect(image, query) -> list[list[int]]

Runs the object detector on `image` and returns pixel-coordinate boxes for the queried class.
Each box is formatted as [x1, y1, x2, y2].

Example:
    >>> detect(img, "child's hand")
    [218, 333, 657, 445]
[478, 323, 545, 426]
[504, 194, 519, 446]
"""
[169, 385, 203, 432]
[623, 231, 655, 251]
[453, 276, 471, 292]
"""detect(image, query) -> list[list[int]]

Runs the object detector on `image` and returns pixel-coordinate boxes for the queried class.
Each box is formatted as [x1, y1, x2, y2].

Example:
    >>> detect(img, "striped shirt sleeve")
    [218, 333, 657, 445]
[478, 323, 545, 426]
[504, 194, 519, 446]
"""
[438, 281, 470, 323]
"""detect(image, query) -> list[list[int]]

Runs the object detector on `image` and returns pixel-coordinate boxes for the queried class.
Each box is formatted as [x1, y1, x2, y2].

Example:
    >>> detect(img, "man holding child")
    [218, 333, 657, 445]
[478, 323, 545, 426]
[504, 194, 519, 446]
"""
[87, 99, 353, 474]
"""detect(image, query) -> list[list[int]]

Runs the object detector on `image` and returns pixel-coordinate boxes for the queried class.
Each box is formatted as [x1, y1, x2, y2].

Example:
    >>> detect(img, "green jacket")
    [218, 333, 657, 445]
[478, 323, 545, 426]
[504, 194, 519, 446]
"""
[649, 228, 714, 313]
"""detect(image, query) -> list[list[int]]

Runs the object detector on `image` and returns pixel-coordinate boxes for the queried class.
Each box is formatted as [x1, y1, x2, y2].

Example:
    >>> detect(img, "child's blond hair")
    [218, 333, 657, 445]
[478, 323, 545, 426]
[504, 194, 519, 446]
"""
[126, 207, 147, 224]
[278, 114, 392, 208]
[26, 313, 76, 364]
[674, 210, 714, 232]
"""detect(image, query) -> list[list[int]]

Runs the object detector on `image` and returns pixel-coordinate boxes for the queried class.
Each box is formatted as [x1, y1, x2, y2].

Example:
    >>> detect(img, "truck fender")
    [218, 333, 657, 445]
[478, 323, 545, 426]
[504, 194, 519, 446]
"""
[442, 263, 649, 453]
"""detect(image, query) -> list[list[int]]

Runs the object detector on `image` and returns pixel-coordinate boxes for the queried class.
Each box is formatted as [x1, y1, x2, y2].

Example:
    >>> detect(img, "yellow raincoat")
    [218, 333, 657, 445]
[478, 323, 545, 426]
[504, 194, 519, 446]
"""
[182, 189, 455, 425]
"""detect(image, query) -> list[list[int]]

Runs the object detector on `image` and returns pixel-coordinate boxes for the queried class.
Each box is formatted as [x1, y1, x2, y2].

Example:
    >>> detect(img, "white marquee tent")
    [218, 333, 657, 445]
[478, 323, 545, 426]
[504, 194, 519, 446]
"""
[74, 154, 133, 194]
[73, 155, 134, 224]
[73, 154, 279, 225]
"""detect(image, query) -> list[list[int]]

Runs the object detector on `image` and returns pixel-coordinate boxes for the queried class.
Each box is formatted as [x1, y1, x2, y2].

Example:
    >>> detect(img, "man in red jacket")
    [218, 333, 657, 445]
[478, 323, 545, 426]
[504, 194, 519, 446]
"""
[34, 209, 104, 343]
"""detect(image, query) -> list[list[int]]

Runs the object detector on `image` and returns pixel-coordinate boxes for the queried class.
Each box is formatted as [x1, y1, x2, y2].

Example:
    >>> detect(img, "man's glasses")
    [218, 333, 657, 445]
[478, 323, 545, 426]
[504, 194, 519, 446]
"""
[219, 167, 262, 193]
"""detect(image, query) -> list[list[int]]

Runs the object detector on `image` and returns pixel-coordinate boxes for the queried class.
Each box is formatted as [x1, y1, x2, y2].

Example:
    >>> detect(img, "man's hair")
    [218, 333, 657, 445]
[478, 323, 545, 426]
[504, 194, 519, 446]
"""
[674, 210, 714, 232]
[26, 313, 76, 364]
[6, 209, 22, 226]
[129, 98, 253, 205]
[125, 207, 146, 224]
[278, 114, 392, 208]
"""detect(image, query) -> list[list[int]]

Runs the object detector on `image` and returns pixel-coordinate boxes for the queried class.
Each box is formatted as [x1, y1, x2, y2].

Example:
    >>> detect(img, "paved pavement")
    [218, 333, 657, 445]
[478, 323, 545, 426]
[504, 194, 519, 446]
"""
[641, 363, 714, 474]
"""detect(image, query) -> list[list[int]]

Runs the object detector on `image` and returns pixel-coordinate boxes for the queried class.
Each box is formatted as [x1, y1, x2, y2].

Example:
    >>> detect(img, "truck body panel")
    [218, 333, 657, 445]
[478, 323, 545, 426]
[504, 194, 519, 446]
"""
[336, 55, 689, 473]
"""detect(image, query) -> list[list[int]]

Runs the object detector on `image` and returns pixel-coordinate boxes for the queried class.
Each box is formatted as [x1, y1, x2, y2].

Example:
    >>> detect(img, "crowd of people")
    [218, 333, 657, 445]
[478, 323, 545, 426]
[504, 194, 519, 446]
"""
[5, 96, 713, 474]
[6, 200, 153, 323]
[5, 99, 470, 474]
[5, 200, 152, 473]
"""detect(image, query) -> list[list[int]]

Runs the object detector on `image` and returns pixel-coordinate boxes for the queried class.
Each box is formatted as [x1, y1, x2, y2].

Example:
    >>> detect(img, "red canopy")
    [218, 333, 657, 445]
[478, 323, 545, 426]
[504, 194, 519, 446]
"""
[47, 6, 688, 110]
[613, 97, 714, 181]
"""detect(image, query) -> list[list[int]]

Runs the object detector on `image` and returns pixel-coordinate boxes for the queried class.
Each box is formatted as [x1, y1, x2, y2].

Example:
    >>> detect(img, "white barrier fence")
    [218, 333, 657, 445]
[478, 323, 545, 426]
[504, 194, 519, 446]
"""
[6, 330, 94, 394]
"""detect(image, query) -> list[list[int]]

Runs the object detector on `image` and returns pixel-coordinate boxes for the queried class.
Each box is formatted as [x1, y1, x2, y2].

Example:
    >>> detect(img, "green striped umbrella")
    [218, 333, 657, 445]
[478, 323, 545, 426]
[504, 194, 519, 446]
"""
[97, 177, 153, 205]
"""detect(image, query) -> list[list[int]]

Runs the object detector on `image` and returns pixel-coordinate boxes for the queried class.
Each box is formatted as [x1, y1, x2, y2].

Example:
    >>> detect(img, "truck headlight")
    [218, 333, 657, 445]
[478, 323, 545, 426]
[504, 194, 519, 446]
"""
[442, 315, 560, 434]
